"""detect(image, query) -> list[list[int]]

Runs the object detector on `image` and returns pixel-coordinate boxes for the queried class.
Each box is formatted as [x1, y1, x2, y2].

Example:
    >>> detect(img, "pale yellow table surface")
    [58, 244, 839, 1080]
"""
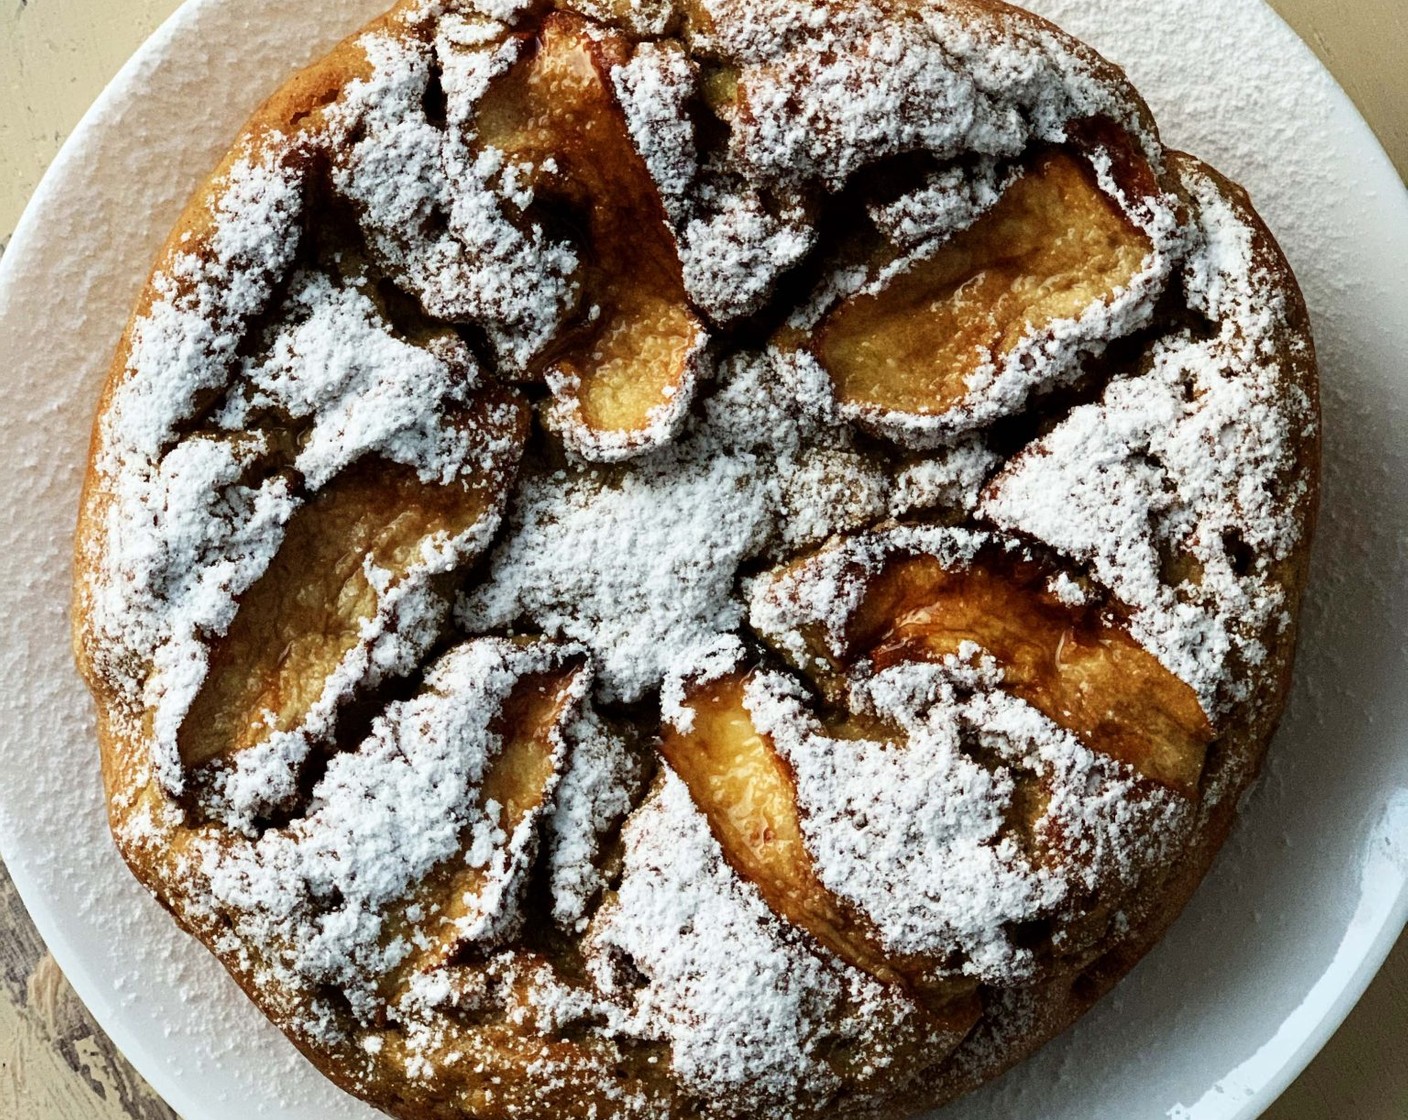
[1, 1, 1405, 1118]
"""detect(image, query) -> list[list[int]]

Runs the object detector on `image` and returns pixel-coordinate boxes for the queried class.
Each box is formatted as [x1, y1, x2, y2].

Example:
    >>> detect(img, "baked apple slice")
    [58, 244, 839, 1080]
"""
[179, 388, 528, 775]
[476, 14, 704, 460]
[195, 639, 588, 1003]
[853, 555, 1213, 793]
[399, 652, 590, 973]
[751, 531, 1214, 794]
[661, 669, 983, 1023]
[812, 148, 1160, 443]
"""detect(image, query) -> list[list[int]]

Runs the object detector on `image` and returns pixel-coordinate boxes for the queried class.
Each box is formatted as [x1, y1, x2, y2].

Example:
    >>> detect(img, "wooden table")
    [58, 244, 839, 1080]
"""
[1, 1, 1404, 1117]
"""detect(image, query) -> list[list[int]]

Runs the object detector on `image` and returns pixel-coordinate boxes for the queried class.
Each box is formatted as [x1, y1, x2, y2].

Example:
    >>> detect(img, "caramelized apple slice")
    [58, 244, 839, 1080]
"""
[815, 150, 1153, 437]
[179, 393, 528, 770]
[662, 671, 982, 1024]
[856, 556, 1211, 792]
[406, 659, 588, 971]
[662, 673, 883, 978]
[755, 535, 1214, 794]
[476, 15, 703, 459]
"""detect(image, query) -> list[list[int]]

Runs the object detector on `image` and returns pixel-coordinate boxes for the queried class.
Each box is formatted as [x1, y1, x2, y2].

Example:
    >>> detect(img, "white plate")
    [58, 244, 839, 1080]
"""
[0, 1, 1404, 1117]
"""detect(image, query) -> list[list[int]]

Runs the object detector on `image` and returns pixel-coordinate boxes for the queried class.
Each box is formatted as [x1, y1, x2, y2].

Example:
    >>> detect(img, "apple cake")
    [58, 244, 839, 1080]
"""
[72, 0, 1319, 1117]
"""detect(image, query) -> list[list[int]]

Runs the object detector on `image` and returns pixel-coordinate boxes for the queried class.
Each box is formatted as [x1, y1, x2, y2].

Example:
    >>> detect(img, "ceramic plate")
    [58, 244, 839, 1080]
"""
[0, 1, 1404, 1117]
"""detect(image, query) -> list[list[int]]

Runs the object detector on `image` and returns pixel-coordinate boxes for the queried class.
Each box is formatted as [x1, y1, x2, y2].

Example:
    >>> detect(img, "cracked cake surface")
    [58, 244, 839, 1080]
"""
[72, 0, 1319, 1117]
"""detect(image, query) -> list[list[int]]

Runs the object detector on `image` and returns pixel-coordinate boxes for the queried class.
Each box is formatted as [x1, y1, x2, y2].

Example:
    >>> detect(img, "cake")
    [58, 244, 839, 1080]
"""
[72, 0, 1320, 1116]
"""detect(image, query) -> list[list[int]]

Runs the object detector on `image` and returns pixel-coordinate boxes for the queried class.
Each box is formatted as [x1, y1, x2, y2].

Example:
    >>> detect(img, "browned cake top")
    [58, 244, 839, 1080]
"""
[73, 0, 1318, 1117]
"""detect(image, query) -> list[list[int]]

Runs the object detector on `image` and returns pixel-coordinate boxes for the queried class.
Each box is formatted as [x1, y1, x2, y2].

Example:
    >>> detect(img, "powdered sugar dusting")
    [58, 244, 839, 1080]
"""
[691, 0, 1158, 188]
[461, 347, 895, 702]
[331, 29, 581, 373]
[583, 768, 932, 1112]
[544, 709, 646, 930]
[85, 148, 308, 746]
[105, 150, 308, 465]
[185, 639, 583, 1024]
[742, 661, 1190, 981]
[459, 441, 775, 703]
[890, 435, 1002, 519]
[611, 42, 698, 223]
[217, 270, 494, 488]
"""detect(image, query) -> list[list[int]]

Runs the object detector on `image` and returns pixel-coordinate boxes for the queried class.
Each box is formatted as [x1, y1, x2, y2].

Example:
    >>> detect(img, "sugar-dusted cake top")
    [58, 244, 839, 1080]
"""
[74, 2, 1317, 1117]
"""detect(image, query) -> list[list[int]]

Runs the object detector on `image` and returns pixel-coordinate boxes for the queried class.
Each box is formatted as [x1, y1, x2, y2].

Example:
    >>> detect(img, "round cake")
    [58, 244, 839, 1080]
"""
[72, 0, 1319, 1117]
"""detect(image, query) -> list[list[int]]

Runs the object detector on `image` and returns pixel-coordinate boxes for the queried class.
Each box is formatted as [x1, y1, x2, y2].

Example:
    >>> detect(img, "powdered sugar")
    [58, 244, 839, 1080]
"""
[461, 347, 894, 702]
[217, 270, 492, 488]
[544, 708, 646, 930]
[680, 188, 817, 323]
[611, 43, 698, 223]
[890, 435, 1002, 518]
[83, 150, 307, 737]
[690, 0, 1157, 188]
[742, 661, 1190, 981]
[611, 31, 825, 323]
[459, 439, 775, 703]
[332, 29, 578, 372]
[868, 158, 1012, 251]
[582, 768, 931, 1113]
[188, 638, 583, 1025]
[105, 151, 308, 465]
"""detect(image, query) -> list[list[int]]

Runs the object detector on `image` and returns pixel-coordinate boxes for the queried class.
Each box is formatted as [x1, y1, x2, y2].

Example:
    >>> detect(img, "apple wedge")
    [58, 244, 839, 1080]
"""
[400, 654, 589, 973]
[178, 389, 528, 773]
[752, 532, 1214, 794]
[812, 149, 1157, 442]
[476, 15, 704, 460]
[661, 670, 983, 1025]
